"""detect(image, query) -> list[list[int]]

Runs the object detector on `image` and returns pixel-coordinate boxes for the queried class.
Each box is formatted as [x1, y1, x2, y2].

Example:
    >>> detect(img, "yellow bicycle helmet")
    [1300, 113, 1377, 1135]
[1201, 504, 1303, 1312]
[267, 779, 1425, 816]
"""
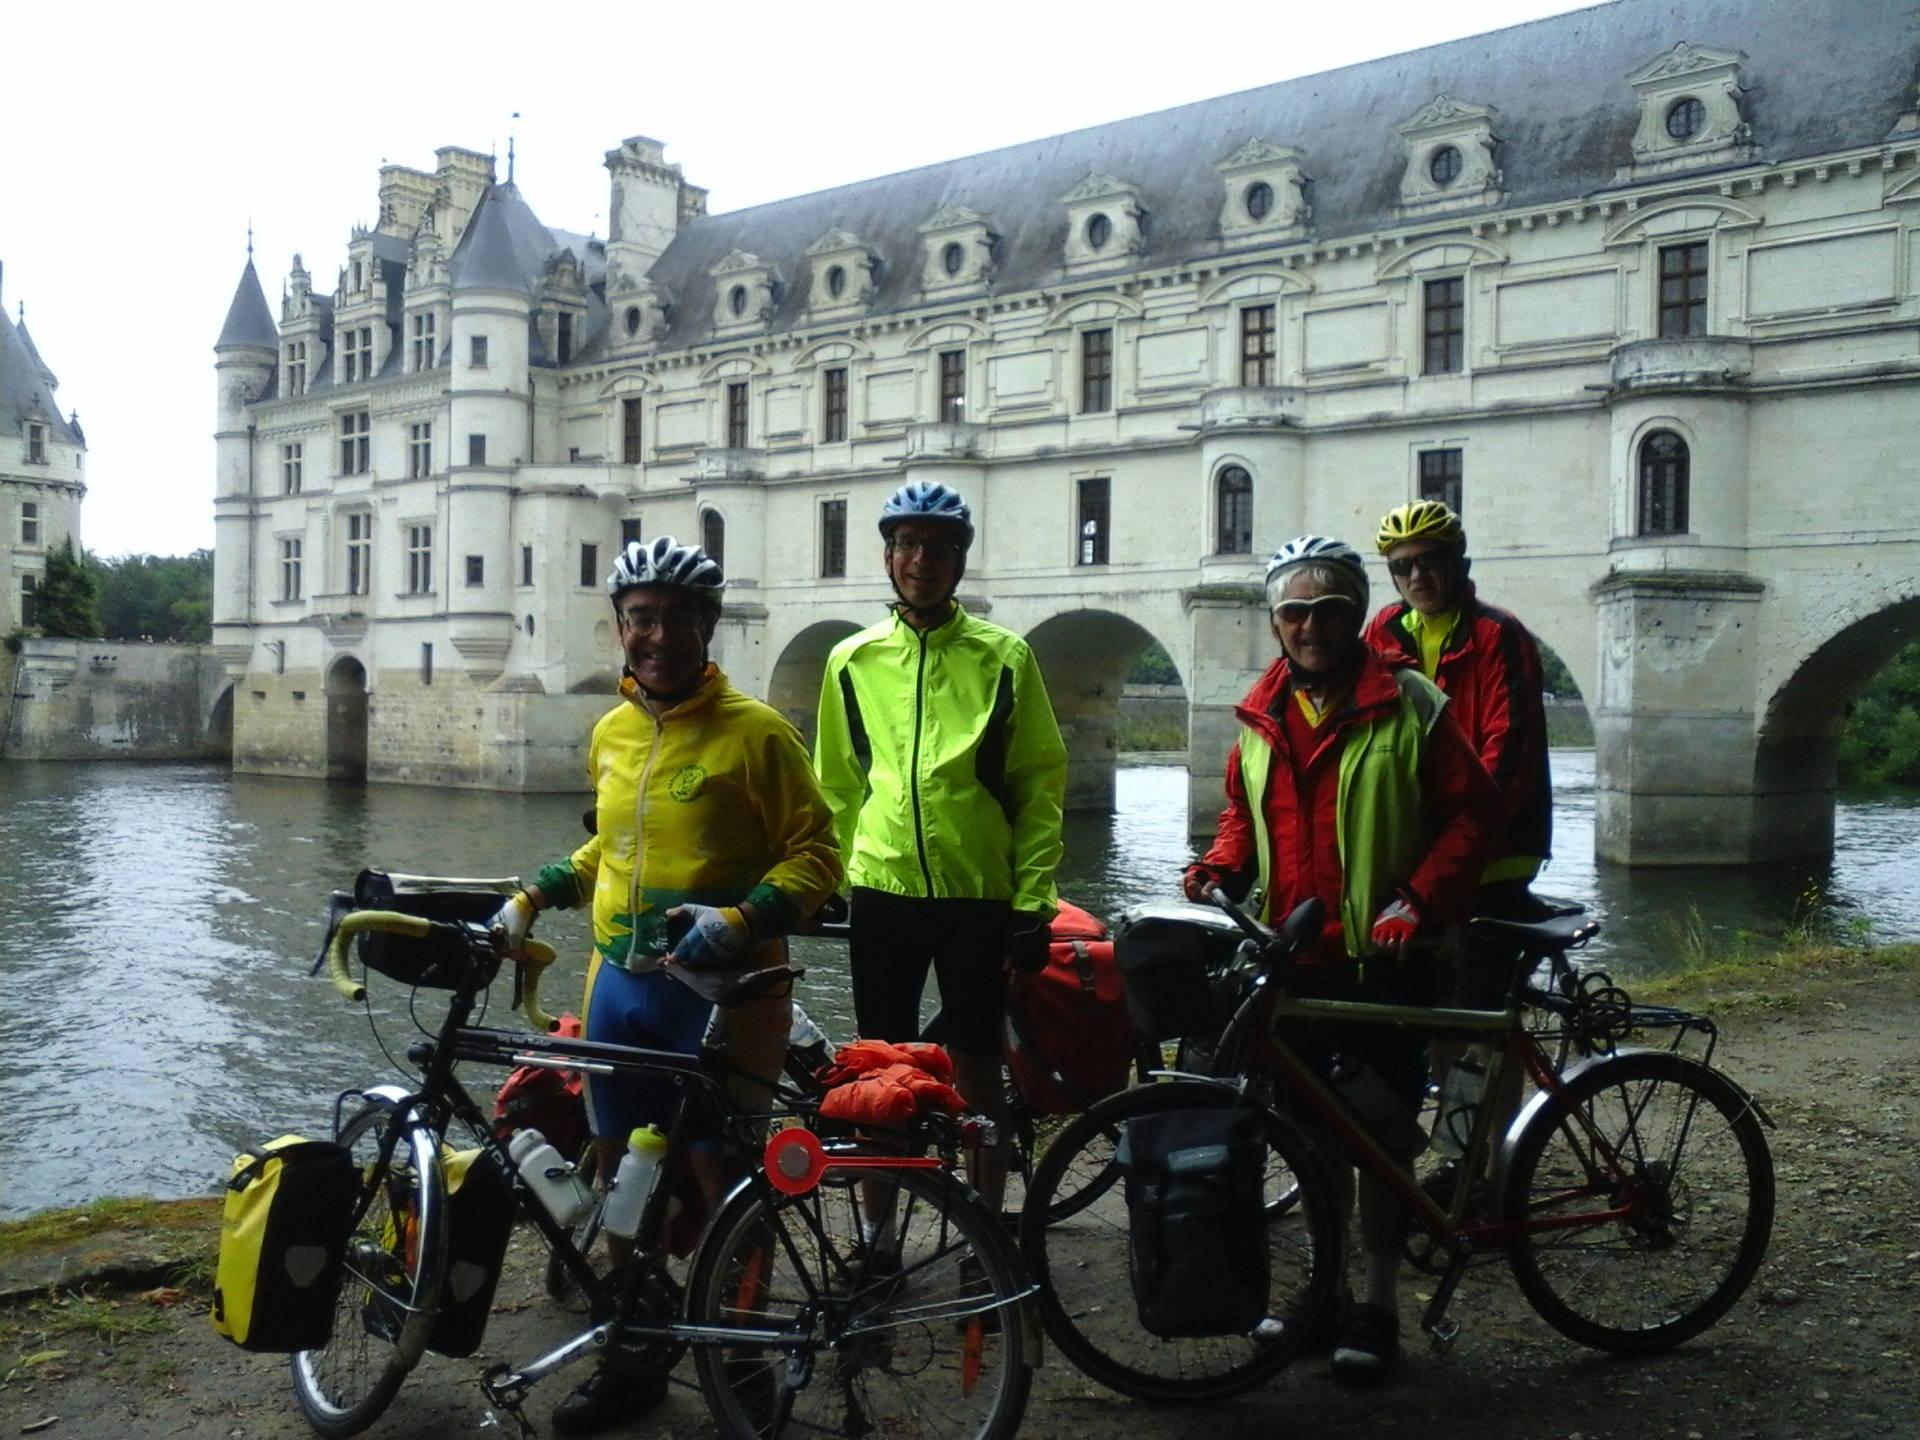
[1376, 500, 1465, 555]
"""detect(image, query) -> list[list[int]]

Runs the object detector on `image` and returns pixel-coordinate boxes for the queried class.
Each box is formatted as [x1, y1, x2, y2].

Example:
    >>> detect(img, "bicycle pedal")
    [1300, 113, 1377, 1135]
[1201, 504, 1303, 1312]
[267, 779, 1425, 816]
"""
[1425, 1317, 1461, 1352]
[480, 1362, 533, 1409]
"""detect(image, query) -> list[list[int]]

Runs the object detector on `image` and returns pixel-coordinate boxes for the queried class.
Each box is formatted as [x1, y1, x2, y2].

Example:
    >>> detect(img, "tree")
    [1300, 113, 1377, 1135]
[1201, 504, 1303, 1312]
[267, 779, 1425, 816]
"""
[1127, 642, 1181, 686]
[1837, 638, 1920, 788]
[33, 538, 100, 638]
[88, 550, 214, 642]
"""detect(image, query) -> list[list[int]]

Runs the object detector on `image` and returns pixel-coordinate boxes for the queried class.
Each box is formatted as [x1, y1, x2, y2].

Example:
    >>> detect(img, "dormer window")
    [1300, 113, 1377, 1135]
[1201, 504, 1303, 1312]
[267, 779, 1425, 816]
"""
[556, 312, 573, 364]
[1059, 173, 1145, 273]
[341, 327, 373, 383]
[351, 261, 363, 291]
[918, 206, 997, 294]
[1620, 43, 1754, 182]
[710, 250, 777, 332]
[1215, 139, 1311, 245]
[1395, 96, 1504, 219]
[804, 229, 878, 313]
[284, 341, 308, 396]
[624, 306, 643, 337]
[27, 424, 46, 464]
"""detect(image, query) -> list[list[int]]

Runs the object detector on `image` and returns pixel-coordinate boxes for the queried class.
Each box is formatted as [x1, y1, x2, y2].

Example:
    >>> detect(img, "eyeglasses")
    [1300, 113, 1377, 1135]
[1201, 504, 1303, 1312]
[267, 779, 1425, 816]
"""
[1386, 551, 1452, 579]
[1273, 594, 1357, 624]
[618, 606, 706, 634]
[888, 537, 958, 561]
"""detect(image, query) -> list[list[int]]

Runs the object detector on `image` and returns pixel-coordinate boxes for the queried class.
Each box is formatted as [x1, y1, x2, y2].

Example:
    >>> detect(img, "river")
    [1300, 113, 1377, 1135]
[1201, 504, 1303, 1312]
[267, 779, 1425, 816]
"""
[1, 752, 1914, 1218]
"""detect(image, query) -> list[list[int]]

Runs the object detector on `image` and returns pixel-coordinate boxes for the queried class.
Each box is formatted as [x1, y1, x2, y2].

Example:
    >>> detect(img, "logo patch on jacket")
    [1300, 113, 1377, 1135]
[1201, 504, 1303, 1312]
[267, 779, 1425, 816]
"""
[668, 764, 708, 801]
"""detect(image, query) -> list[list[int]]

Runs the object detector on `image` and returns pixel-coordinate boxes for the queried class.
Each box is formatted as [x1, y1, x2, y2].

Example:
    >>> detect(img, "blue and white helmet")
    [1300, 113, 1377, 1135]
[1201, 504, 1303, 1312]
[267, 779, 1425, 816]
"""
[606, 536, 725, 604]
[878, 481, 974, 551]
[1264, 534, 1369, 611]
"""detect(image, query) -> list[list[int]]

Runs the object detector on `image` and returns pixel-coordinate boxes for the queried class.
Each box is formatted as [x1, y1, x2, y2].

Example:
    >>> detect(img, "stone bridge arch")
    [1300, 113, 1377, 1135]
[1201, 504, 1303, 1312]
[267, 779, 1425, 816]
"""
[768, 619, 866, 749]
[1024, 607, 1187, 813]
[1752, 589, 1920, 858]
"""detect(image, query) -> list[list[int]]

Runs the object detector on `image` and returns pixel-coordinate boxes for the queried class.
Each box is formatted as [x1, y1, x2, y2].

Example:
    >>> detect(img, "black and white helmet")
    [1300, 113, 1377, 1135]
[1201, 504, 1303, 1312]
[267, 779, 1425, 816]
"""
[1264, 534, 1369, 610]
[606, 536, 725, 606]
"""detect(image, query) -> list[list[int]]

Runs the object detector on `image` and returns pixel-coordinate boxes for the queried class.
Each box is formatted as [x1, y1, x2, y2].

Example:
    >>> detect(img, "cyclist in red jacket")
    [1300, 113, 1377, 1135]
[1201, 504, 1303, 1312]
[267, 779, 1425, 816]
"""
[1184, 535, 1498, 1382]
[1364, 500, 1553, 1193]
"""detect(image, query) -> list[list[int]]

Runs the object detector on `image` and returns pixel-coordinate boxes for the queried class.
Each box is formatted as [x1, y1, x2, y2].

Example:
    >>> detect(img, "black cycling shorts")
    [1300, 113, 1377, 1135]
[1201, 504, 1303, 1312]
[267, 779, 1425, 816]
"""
[848, 888, 1011, 1057]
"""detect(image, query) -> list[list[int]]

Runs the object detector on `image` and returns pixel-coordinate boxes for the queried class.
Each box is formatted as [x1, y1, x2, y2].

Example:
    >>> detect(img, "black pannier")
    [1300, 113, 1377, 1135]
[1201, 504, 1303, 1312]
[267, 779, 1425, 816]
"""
[1119, 1106, 1271, 1338]
[211, 1136, 360, 1352]
[428, 1146, 518, 1357]
[1114, 903, 1248, 1041]
[349, 869, 517, 989]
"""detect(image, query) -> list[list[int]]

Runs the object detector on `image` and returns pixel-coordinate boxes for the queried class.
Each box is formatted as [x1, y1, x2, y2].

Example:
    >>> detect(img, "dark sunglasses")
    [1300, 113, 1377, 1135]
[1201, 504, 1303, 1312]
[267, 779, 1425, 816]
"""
[1386, 551, 1452, 579]
[1273, 594, 1357, 624]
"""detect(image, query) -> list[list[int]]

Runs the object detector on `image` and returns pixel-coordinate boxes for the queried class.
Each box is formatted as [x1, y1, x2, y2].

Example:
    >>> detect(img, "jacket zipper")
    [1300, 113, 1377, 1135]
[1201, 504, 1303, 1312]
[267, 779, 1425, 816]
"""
[625, 711, 667, 969]
[908, 628, 936, 898]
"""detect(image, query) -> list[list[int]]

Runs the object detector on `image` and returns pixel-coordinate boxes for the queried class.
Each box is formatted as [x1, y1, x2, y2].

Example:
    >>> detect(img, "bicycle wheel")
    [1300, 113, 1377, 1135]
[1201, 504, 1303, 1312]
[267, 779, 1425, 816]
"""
[1503, 1050, 1774, 1354]
[688, 1166, 1033, 1440]
[291, 1100, 447, 1437]
[1019, 1079, 1339, 1403]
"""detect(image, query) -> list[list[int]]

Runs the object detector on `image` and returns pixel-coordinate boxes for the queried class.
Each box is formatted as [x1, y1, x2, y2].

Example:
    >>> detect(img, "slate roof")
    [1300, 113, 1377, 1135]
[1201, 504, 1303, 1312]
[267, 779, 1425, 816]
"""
[216, 259, 279, 351]
[0, 298, 81, 446]
[636, 0, 1920, 348]
[448, 182, 563, 295]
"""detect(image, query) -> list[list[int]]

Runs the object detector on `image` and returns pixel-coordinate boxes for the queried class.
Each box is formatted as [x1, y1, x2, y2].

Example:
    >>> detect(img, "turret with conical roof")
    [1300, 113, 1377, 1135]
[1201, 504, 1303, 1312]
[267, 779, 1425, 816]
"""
[2, 262, 88, 632]
[213, 253, 277, 644]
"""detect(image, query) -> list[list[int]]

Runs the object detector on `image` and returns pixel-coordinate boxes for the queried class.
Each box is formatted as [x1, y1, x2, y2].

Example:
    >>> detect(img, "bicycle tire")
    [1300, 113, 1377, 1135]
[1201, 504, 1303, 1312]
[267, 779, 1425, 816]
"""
[290, 1100, 447, 1438]
[687, 1165, 1033, 1440]
[1019, 1079, 1340, 1403]
[1503, 1049, 1774, 1354]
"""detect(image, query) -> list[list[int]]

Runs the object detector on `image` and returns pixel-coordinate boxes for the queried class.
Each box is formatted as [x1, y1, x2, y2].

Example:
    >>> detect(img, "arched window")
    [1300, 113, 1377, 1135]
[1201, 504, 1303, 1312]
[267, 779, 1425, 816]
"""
[1215, 466, 1253, 555]
[701, 507, 726, 567]
[1637, 430, 1690, 536]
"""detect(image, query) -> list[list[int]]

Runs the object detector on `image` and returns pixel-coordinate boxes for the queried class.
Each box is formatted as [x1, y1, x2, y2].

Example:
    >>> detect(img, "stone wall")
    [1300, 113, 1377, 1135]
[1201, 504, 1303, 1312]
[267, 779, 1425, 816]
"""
[2, 638, 230, 761]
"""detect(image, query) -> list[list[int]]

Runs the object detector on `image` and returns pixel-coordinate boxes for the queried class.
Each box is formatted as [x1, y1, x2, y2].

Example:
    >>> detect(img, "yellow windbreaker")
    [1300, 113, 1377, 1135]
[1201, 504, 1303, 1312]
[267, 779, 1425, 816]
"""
[535, 666, 841, 972]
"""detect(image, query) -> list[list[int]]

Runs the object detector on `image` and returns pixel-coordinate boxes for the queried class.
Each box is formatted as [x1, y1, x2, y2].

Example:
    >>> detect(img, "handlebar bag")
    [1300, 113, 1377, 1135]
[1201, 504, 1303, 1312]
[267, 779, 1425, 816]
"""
[351, 869, 509, 989]
[1118, 1107, 1270, 1339]
[1114, 904, 1245, 1041]
[211, 1136, 359, 1352]
[428, 1146, 517, 1358]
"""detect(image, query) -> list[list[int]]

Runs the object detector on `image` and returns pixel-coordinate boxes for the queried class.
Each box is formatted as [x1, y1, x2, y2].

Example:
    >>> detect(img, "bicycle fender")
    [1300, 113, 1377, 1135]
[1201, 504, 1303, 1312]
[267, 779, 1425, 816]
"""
[1493, 1047, 1774, 1196]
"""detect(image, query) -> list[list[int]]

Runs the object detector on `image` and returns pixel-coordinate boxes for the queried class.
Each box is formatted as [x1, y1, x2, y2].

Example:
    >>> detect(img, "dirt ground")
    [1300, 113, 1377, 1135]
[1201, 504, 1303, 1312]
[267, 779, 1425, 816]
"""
[2, 962, 1916, 1440]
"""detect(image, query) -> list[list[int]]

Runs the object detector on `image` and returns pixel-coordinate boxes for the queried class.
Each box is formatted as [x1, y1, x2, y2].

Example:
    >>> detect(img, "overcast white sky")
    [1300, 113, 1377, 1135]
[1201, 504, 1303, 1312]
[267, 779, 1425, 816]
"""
[2, 0, 1596, 558]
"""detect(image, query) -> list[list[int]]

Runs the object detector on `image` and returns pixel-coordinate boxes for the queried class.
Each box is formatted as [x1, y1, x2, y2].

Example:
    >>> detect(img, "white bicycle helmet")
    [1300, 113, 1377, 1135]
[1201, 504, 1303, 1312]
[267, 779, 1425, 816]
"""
[878, 481, 975, 550]
[606, 536, 726, 606]
[1264, 534, 1369, 610]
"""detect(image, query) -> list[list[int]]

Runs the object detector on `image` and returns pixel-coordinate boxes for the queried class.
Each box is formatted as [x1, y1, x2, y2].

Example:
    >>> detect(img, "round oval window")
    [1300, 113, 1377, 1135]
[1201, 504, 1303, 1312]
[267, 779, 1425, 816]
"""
[826, 264, 847, 298]
[1086, 213, 1112, 250]
[623, 305, 642, 337]
[942, 241, 965, 276]
[1666, 96, 1705, 141]
[728, 284, 747, 317]
[1428, 146, 1462, 187]
[1245, 181, 1274, 221]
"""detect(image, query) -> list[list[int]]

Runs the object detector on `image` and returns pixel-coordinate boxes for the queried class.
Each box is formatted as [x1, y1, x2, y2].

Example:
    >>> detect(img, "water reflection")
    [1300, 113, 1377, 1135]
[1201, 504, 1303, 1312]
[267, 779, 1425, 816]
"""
[0, 755, 1912, 1217]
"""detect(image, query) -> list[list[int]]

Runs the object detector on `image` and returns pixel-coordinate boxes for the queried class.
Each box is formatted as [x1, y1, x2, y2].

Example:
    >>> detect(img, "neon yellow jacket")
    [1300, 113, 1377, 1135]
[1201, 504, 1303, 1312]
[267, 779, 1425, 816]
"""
[815, 605, 1067, 916]
[535, 666, 841, 972]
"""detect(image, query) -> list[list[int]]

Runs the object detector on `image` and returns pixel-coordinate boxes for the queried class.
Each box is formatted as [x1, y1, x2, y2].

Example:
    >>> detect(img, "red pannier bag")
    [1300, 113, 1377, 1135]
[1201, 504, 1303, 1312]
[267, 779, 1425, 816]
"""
[491, 1013, 589, 1160]
[1005, 900, 1137, 1114]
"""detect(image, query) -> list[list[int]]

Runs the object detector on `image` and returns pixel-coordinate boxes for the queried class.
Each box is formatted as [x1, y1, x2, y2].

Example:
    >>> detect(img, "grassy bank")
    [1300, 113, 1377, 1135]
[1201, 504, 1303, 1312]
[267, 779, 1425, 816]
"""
[1629, 934, 1920, 1010]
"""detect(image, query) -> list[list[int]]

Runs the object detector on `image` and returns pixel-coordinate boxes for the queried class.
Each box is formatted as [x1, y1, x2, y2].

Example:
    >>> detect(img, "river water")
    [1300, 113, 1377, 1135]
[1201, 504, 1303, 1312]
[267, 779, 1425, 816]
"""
[2, 752, 1914, 1218]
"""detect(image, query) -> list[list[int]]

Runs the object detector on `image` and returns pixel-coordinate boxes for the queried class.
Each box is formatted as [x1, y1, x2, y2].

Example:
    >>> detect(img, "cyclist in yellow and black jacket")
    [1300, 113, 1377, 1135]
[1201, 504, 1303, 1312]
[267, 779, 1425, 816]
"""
[491, 535, 839, 1437]
[815, 481, 1067, 1221]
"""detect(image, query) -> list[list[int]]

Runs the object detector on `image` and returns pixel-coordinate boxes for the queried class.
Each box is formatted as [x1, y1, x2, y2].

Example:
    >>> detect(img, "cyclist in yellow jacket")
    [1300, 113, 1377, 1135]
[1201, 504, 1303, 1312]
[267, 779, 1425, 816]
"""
[815, 481, 1067, 1224]
[491, 535, 840, 1434]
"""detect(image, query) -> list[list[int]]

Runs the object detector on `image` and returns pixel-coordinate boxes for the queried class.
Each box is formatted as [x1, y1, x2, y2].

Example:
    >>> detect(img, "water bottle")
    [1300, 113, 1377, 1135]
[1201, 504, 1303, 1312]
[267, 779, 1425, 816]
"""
[1328, 1055, 1426, 1159]
[601, 1124, 670, 1241]
[507, 1128, 594, 1229]
[1430, 1055, 1488, 1160]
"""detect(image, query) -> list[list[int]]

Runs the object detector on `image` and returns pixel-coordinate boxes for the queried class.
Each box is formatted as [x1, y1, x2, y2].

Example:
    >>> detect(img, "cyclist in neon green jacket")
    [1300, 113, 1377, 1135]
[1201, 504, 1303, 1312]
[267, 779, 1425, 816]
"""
[815, 481, 1067, 1222]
